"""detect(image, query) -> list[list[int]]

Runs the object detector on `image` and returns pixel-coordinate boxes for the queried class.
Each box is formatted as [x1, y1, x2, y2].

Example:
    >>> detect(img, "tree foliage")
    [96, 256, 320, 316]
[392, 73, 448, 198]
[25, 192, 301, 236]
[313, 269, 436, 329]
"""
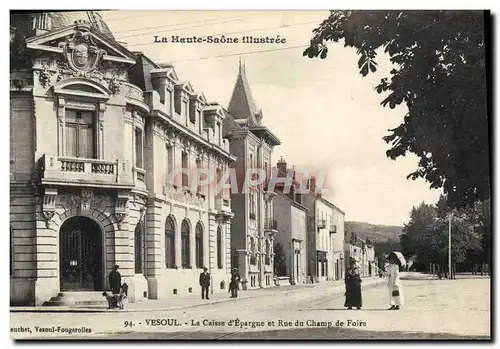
[304, 11, 489, 208]
[399, 195, 489, 272]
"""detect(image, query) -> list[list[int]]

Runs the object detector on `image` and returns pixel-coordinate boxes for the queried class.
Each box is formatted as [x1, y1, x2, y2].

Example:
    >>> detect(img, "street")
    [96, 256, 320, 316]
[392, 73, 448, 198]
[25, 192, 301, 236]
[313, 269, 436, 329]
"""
[10, 276, 490, 340]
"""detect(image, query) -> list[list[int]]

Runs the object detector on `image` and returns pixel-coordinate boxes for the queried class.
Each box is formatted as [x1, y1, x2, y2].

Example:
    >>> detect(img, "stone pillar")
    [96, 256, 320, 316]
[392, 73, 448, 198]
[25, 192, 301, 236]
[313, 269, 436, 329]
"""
[237, 249, 249, 290]
[144, 197, 165, 299]
[34, 191, 59, 306]
[225, 219, 232, 273]
[175, 214, 182, 268]
[189, 217, 196, 269]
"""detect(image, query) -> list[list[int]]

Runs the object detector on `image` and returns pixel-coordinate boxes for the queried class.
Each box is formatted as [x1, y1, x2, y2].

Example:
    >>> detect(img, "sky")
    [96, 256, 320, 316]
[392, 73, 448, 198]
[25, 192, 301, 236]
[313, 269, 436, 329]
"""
[101, 10, 442, 226]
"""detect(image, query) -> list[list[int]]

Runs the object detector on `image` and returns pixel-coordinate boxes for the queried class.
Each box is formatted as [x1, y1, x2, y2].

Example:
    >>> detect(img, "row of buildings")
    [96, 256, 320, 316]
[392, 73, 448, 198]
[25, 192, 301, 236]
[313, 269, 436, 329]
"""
[9, 11, 376, 306]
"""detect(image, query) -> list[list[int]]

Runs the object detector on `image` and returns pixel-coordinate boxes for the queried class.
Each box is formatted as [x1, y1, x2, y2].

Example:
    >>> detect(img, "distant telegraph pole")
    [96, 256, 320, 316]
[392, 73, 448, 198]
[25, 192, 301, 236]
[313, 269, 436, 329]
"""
[448, 212, 452, 280]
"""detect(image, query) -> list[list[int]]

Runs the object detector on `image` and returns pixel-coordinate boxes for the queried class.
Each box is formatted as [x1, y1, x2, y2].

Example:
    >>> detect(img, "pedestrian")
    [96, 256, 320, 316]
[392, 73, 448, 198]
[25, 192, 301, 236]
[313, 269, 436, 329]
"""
[387, 256, 404, 310]
[344, 259, 362, 310]
[199, 267, 210, 300]
[229, 268, 240, 298]
[108, 265, 121, 295]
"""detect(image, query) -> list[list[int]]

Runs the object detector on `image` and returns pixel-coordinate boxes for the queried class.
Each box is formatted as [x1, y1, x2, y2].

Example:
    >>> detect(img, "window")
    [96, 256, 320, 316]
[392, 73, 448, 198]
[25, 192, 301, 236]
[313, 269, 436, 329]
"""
[265, 239, 270, 265]
[165, 217, 175, 269]
[189, 107, 196, 124]
[65, 110, 95, 158]
[183, 100, 188, 118]
[217, 226, 223, 269]
[217, 122, 221, 145]
[195, 223, 203, 269]
[134, 222, 143, 274]
[166, 145, 173, 186]
[181, 219, 190, 268]
[181, 152, 188, 187]
[135, 128, 143, 168]
[196, 158, 203, 194]
[249, 154, 254, 169]
[166, 89, 172, 114]
[249, 194, 256, 220]
[196, 110, 201, 129]
[250, 237, 257, 265]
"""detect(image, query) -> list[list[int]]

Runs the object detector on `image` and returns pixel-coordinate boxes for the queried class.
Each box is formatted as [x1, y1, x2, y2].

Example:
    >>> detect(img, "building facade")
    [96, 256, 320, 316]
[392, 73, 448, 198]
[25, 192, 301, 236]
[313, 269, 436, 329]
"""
[272, 158, 308, 285]
[344, 233, 376, 278]
[223, 63, 281, 290]
[10, 12, 235, 306]
[301, 178, 345, 283]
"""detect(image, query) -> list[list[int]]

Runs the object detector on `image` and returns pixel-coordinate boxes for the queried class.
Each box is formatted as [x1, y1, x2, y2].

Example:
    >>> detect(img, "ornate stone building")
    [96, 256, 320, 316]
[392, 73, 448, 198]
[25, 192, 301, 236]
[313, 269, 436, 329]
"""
[10, 11, 234, 306]
[223, 63, 281, 289]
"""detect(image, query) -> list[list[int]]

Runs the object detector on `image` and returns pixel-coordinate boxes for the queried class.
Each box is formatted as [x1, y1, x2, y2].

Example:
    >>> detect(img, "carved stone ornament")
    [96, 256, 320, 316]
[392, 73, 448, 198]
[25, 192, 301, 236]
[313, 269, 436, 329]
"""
[38, 65, 55, 89]
[42, 211, 55, 228]
[81, 189, 93, 211]
[57, 30, 107, 82]
[114, 212, 127, 229]
[108, 78, 121, 94]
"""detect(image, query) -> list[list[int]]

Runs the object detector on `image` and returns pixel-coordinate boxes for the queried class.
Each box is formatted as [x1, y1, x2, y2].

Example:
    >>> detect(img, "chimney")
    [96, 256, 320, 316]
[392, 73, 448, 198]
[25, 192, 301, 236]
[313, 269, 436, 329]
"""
[309, 176, 317, 194]
[277, 157, 287, 176]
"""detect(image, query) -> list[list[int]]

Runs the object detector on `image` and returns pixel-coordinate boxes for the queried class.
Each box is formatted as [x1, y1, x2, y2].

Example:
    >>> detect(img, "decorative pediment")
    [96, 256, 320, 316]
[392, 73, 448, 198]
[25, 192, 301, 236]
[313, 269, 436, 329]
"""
[26, 23, 136, 66]
[53, 77, 111, 100]
[150, 66, 179, 84]
[175, 81, 194, 94]
[191, 92, 208, 104]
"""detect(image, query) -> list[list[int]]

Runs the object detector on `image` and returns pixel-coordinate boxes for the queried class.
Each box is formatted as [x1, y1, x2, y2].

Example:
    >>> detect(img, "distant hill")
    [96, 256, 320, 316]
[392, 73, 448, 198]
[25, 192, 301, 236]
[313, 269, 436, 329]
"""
[344, 221, 403, 243]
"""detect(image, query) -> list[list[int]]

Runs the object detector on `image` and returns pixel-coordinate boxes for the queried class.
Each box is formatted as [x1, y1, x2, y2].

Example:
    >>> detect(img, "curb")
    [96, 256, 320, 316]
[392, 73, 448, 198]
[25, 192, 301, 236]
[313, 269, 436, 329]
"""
[9, 279, 383, 314]
[9, 283, 322, 314]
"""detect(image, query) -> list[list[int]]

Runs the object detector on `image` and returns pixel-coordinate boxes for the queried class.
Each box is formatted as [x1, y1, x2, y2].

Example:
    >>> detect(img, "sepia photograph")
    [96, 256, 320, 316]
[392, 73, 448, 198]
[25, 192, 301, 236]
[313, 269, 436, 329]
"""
[8, 8, 491, 341]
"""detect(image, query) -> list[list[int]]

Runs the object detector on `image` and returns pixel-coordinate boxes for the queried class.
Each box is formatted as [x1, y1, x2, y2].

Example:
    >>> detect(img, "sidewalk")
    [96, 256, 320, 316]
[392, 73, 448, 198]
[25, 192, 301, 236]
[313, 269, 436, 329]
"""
[9, 282, 319, 313]
[10, 277, 385, 313]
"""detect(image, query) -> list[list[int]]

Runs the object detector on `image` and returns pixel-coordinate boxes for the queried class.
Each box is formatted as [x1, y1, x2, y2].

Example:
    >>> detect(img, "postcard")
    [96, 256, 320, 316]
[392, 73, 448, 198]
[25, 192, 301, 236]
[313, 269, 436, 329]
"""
[9, 9, 491, 340]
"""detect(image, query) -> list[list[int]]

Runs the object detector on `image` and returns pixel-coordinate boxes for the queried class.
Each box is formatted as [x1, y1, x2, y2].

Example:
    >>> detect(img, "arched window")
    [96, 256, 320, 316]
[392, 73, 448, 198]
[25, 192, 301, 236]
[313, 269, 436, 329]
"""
[217, 226, 223, 269]
[134, 222, 143, 273]
[195, 223, 203, 269]
[165, 216, 176, 269]
[265, 239, 270, 265]
[181, 219, 190, 268]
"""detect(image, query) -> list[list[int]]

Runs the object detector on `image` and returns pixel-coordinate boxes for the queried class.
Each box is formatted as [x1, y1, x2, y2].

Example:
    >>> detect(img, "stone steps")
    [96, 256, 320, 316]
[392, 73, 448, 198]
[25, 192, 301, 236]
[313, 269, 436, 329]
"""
[43, 292, 108, 306]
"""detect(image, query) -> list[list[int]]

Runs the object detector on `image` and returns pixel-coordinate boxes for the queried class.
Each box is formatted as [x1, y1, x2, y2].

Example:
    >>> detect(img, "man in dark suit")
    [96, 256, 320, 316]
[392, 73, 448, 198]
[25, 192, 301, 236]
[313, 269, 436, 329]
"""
[199, 267, 210, 300]
[229, 268, 241, 298]
[108, 265, 121, 295]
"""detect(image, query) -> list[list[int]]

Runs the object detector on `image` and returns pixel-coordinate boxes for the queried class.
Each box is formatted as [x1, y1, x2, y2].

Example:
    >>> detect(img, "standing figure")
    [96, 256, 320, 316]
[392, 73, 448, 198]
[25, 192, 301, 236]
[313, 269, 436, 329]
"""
[344, 259, 362, 310]
[387, 257, 404, 310]
[108, 265, 121, 295]
[229, 268, 241, 298]
[199, 267, 211, 300]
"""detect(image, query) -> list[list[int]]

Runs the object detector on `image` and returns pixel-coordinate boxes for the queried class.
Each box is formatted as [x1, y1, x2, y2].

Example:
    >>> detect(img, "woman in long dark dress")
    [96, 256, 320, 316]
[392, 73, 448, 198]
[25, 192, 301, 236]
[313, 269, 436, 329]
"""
[344, 260, 362, 309]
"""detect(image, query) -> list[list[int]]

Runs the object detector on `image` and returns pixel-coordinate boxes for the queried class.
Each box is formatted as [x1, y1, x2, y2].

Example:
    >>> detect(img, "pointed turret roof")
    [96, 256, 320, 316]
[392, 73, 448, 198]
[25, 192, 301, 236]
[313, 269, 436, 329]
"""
[227, 60, 259, 125]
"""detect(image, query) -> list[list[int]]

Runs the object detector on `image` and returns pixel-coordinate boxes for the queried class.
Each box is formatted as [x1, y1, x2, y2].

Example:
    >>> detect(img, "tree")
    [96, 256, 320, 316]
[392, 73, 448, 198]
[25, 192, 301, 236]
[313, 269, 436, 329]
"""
[399, 196, 486, 275]
[372, 239, 401, 270]
[304, 11, 489, 209]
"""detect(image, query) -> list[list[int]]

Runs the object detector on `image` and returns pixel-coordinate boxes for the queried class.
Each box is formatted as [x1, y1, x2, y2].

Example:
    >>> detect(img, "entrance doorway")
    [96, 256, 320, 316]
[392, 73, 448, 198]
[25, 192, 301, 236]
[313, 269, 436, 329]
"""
[60, 216, 103, 291]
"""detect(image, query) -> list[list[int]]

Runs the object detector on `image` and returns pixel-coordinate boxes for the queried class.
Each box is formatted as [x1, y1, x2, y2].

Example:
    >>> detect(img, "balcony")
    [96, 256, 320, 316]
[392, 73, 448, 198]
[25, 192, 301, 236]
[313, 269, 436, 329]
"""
[264, 218, 278, 231]
[329, 224, 337, 233]
[39, 155, 133, 188]
[214, 196, 232, 217]
[317, 218, 326, 229]
[133, 167, 146, 190]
